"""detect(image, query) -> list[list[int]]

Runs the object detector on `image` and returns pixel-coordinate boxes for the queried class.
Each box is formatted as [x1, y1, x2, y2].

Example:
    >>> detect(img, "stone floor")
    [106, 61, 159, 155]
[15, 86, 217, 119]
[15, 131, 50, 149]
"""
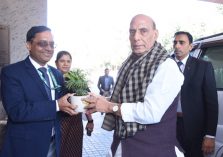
[82, 112, 113, 157]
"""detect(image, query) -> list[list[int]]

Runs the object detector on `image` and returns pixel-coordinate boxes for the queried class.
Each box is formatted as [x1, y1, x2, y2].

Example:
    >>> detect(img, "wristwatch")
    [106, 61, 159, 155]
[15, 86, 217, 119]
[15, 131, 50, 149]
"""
[112, 103, 119, 113]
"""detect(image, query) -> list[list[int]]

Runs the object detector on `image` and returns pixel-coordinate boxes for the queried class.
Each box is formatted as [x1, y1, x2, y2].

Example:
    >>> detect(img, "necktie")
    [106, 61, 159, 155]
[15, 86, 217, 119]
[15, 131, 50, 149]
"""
[177, 61, 183, 72]
[38, 67, 52, 100]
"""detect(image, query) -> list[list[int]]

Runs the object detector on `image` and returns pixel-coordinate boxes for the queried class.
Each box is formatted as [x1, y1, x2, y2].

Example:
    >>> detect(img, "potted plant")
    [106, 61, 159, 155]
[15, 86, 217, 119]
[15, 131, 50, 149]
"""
[64, 68, 89, 112]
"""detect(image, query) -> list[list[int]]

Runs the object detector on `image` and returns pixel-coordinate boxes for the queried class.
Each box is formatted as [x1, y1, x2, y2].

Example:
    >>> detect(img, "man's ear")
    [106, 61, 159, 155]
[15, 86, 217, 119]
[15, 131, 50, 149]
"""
[26, 42, 31, 51]
[154, 29, 159, 40]
[189, 43, 193, 51]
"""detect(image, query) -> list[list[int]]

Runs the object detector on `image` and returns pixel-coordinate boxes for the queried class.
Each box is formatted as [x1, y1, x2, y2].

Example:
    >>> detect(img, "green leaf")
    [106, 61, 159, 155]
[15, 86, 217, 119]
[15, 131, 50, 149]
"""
[64, 68, 89, 96]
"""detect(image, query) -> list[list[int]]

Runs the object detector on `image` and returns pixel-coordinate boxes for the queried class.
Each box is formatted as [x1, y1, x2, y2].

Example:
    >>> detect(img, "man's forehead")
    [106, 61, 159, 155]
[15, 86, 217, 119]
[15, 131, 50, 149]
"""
[130, 23, 149, 30]
[35, 31, 52, 36]
[175, 34, 189, 42]
[130, 15, 153, 28]
[34, 31, 53, 39]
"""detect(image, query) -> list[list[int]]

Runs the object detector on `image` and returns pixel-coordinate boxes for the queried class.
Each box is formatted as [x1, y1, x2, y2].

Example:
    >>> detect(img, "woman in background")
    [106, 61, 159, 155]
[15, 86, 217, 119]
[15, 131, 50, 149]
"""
[55, 51, 94, 157]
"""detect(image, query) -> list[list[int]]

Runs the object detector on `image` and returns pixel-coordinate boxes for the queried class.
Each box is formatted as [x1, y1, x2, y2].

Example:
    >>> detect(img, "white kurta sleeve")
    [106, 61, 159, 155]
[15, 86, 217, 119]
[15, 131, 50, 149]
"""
[121, 58, 184, 124]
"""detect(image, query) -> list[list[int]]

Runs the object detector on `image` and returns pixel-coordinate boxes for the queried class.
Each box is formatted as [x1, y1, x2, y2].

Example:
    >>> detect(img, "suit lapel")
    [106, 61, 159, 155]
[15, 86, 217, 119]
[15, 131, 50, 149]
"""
[24, 57, 49, 98]
[183, 56, 195, 85]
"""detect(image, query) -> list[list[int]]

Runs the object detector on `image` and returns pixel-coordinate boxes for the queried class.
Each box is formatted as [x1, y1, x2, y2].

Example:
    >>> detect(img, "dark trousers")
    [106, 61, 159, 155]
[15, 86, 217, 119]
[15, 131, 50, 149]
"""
[177, 117, 204, 157]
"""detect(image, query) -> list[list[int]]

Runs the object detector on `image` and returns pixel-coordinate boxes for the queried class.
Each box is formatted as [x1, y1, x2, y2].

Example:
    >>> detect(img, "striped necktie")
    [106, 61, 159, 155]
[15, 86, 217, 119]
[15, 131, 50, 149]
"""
[38, 67, 52, 100]
[177, 61, 183, 72]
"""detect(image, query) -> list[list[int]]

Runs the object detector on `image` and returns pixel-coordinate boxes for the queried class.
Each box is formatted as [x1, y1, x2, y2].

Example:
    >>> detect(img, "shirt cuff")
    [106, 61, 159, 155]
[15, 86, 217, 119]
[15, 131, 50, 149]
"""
[205, 135, 215, 139]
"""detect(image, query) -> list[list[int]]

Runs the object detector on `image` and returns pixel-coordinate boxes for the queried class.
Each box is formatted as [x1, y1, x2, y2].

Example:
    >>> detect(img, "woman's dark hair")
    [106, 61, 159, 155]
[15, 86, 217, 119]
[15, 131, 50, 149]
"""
[55, 51, 72, 62]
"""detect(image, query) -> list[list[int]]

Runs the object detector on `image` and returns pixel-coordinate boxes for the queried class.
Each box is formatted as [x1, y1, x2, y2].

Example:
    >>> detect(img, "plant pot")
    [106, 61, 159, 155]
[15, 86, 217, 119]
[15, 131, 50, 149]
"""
[70, 95, 88, 113]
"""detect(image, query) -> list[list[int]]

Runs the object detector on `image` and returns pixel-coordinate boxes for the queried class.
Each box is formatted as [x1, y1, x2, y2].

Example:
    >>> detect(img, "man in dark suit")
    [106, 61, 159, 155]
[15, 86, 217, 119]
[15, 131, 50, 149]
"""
[173, 31, 218, 157]
[97, 68, 114, 97]
[0, 26, 77, 157]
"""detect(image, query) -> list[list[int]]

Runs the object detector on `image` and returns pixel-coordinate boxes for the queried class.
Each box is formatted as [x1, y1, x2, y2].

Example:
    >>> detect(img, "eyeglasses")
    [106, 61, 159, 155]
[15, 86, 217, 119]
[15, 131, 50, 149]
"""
[173, 40, 185, 45]
[31, 40, 56, 49]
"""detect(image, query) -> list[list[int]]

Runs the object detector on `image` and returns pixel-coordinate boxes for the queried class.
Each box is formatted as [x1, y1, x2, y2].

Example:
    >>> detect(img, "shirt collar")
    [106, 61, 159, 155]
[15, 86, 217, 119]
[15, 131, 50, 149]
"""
[29, 56, 49, 70]
[175, 54, 189, 65]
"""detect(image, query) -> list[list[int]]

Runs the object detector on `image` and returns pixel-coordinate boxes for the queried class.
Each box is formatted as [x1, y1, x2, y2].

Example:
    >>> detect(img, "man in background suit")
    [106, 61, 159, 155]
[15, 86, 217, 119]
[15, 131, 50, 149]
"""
[0, 26, 77, 157]
[97, 68, 114, 97]
[173, 31, 218, 157]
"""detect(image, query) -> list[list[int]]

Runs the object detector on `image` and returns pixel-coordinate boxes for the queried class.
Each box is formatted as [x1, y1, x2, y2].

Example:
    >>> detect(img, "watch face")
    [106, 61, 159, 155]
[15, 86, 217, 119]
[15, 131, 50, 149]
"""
[113, 105, 119, 112]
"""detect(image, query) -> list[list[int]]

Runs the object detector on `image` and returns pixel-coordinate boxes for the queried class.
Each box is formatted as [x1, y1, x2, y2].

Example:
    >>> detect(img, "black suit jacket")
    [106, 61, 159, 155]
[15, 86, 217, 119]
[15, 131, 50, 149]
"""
[180, 56, 218, 140]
